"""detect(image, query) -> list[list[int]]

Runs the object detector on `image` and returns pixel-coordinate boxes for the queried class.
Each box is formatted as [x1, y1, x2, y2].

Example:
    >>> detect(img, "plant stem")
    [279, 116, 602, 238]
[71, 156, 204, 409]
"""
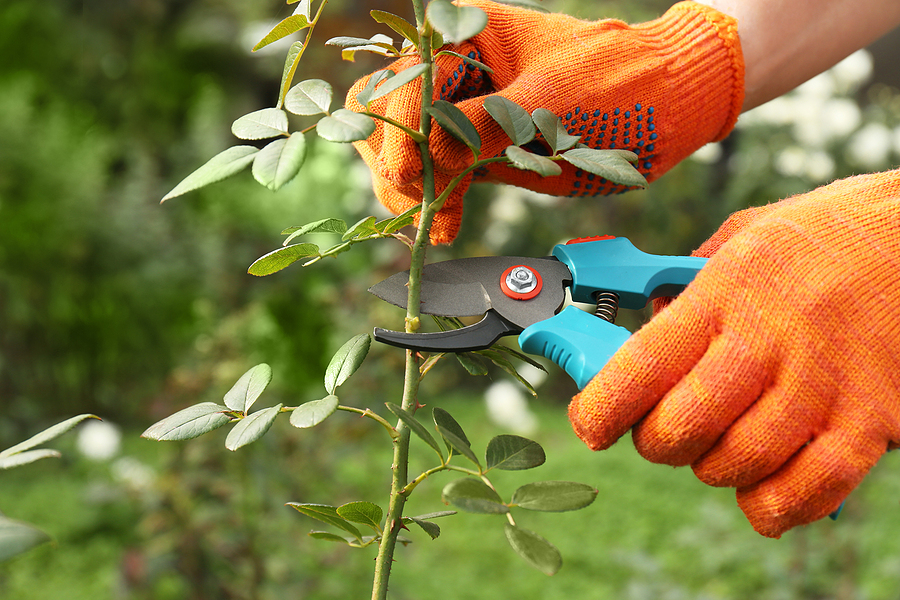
[371, 4, 435, 598]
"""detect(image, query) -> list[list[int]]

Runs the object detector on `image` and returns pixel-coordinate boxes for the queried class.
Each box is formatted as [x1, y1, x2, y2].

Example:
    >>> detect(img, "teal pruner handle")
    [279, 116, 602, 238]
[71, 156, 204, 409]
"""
[553, 236, 707, 308]
[519, 306, 631, 389]
[519, 237, 708, 389]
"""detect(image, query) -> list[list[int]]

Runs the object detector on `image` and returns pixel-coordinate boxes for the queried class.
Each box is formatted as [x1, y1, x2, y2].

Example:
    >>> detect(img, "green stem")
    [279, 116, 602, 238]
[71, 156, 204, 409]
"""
[363, 111, 427, 143]
[370, 5, 435, 599]
[401, 463, 482, 496]
[337, 406, 399, 439]
[430, 156, 508, 212]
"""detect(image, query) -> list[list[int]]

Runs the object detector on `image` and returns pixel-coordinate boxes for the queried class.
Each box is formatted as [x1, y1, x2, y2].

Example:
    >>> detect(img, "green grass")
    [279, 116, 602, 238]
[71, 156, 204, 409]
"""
[2, 393, 899, 599]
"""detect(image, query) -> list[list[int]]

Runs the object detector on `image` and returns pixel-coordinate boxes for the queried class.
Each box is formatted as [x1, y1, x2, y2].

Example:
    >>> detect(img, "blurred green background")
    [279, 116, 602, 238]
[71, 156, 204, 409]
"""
[2, 0, 900, 598]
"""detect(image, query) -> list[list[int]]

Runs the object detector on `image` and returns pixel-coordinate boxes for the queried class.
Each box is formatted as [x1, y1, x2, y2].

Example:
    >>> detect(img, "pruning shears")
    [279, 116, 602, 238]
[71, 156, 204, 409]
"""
[369, 234, 852, 521]
[368, 235, 707, 389]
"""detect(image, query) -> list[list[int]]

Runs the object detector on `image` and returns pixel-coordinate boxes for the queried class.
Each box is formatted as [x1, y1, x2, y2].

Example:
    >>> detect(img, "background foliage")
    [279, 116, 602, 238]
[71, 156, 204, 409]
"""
[2, 0, 900, 598]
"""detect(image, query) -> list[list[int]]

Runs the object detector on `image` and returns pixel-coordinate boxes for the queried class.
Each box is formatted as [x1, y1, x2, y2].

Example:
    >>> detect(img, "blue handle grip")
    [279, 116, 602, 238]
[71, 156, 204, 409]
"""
[519, 306, 632, 389]
[553, 237, 707, 308]
[519, 237, 708, 389]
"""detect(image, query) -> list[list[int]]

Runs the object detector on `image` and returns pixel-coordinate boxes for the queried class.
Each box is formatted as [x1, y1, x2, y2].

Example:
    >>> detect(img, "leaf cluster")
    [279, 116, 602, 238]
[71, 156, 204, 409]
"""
[388, 404, 598, 575]
[247, 205, 421, 276]
[141, 333, 378, 451]
[483, 97, 648, 188]
[0, 414, 99, 562]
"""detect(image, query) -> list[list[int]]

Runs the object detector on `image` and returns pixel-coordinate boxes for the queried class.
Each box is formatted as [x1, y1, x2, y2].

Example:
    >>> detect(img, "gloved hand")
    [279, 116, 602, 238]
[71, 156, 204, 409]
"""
[346, 0, 745, 243]
[568, 169, 900, 537]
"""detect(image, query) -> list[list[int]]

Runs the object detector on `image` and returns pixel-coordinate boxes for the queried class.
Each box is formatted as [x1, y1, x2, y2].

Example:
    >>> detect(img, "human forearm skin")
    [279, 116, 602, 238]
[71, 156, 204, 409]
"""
[698, 0, 900, 111]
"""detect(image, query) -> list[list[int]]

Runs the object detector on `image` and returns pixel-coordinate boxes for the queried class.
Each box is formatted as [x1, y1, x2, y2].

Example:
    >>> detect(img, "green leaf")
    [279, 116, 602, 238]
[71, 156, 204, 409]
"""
[560, 148, 648, 188]
[431, 29, 444, 50]
[504, 524, 562, 575]
[290, 395, 339, 428]
[0, 449, 61, 470]
[141, 402, 232, 441]
[290, 0, 311, 18]
[288, 503, 363, 542]
[324, 334, 371, 394]
[477, 347, 540, 397]
[355, 70, 394, 108]
[162, 146, 259, 201]
[248, 243, 320, 276]
[511, 481, 599, 512]
[378, 203, 422, 234]
[365, 63, 428, 105]
[231, 108, 289, 140]
[455, 352, 488, 376]
[282, 218, 348, 245]
[317, 109, 376, 143]
[252, 134, 307, 191]
[343, 216, 378, 240]
[308, 531, 354, 544]
[482, 344, 547, 373]
[0, 414, 98, 458]
[277, 42, 305, 108]
[370, 10, 419, 47]
[385, 403, 443, 461]
[252, 14, 310, 52]
[485, 434, 545, 471]
[441, 478, 508, 514]
[437, 50, 493, 74]
[426, 0, 488, 44]
[483, 96, 535, 146]
[325, 35, 389, 47]
[531, 108, 580, 154]
[0, 516, 52, 562]
[437, 425, 480, 467]
[322, 241, 353, 258]
[327, 35, 398, 58]
[492, 0, 549, 11]
[223, 363, 273, 412]
[225, 404, 282, 451]
[337, 501, 383, 530]
[427, 100, 481, 153]
[284, 79, 333, 116]
[505, 145, 561, 177]
[403, 517, 441, 540]
[432, 407, 471, 448]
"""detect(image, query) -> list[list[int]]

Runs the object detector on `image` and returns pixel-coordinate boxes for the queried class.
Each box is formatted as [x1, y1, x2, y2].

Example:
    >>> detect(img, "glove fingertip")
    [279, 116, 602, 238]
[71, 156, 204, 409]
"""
[736, 431, 886, 537]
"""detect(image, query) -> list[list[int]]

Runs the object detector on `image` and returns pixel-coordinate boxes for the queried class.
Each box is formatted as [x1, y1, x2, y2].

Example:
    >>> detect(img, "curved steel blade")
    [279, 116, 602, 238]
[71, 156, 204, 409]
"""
[368, 256, 571, 329]
[373, 310, 518, 352]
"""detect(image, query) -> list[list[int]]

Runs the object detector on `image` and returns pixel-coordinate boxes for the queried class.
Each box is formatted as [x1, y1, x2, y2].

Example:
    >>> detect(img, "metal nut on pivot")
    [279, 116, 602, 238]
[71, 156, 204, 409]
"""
[506, 266, 537, 294]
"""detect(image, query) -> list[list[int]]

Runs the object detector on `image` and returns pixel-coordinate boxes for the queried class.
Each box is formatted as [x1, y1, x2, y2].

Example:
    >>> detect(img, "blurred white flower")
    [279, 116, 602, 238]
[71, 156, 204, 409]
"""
[820, 98, 862, 140]
[830, 50, 874, 93]
[485, 381, 538, 435]
[738, 51, 871, 151]
[774, 146, 807, 177]
[795, 71, 836, 101]
[846, 123, 894, 168]
[690, 142, 722, 164]
[805, 150, 836, 182]
[738, 96, 797, 128]
[111, 456, 156, 491]
[774, 147, 835, 182]
[891, 125, 900, 157]
[489, 187, 530, 225]
[76, 420, 122, 461]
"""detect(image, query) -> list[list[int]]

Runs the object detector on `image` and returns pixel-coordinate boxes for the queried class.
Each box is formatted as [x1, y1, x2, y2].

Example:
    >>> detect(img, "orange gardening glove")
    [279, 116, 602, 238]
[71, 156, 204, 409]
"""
[568, 169, 900, 538]
[346, 0, 745, 243]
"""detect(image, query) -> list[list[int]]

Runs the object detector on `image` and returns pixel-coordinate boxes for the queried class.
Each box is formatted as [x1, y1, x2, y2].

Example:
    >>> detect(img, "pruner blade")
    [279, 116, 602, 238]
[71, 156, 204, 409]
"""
[374, 310, 518, 352]
[368, 255, 571, 353]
